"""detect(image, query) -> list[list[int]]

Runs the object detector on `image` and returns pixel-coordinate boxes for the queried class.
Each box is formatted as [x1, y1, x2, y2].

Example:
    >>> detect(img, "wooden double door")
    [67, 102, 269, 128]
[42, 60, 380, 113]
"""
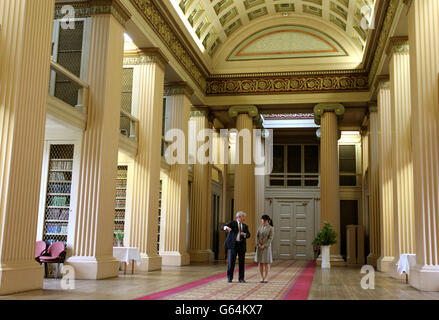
[272, 199, 315, 260]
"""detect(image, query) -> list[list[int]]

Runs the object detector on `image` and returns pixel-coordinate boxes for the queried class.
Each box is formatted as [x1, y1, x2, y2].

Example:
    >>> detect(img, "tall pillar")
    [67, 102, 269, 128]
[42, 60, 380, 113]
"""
[375, 77, 395, 273]
[387, 37, 416, 279]
[0, 0, 54, 294]
[188, 108, 214, 262]
[66, 1, 131, 279]
[229, 106, 258, 263]
[124, 48, 168, 271]
[367, 104, 381, 268]
[160, 82, 193, 266]
[314, 104, 345, 265]
[408, 0, 439, 291]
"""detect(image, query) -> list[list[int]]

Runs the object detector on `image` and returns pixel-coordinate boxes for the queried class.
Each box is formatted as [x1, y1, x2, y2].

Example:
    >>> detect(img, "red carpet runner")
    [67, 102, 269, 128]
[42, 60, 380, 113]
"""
[136, 260, 316, 300]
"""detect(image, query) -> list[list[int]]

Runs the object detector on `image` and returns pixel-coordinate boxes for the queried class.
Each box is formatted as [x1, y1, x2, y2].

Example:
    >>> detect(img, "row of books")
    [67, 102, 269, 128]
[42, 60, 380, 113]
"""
[114, 224, 124, 231]
[48, 183, 71, 194]
[45, 224, 68, 234]
[46, 208, 69, 220]
[50, 160, 73, 170]
[114, 211, 125, 219]
[117, 172, 127, 179]
[49, 196, 69, 207]
[49, 171, 71, 181]
[115, 199, 126, 208]
[116, 189, 126, 198]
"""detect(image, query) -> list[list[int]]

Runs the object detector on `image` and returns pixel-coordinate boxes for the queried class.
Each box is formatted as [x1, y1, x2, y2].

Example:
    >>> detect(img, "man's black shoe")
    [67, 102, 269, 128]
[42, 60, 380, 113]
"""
[239, 280, 246, 283]
[228, 279, 233, 283]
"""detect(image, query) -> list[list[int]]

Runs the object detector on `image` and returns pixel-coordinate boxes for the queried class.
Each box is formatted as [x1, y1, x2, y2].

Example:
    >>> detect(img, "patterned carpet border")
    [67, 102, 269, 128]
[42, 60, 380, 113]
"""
[136, 264, 258, 300]
[136, 260, 316, 300]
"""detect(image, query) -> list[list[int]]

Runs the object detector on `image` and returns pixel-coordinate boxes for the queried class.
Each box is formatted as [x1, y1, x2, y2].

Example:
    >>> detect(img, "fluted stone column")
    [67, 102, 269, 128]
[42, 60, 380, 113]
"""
[0, 0, 54, 294]
[66, 2, 130, 279]
[160, 82, 193, 266]
[387, 37, 416, 279]
[123, 48, 168, 271]
[314, 104, 345, 265]
[367, 104, 381, 268]
[408, 0, 439, 291]
[375, 77, 395, 273]
[229, 106, 258, 263]
[188, 108, 214, 262]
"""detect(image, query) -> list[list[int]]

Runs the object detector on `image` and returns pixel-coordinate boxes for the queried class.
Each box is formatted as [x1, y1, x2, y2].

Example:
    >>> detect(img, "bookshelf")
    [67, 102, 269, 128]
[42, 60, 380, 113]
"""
[157, 180, 162, 253]
[43, 145, 74, 246]
[114, 165, 128, 246]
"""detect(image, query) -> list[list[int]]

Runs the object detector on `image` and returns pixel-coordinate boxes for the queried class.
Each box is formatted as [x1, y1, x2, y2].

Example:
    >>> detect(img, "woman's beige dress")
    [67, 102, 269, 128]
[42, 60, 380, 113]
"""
[255, 225, 274, 264]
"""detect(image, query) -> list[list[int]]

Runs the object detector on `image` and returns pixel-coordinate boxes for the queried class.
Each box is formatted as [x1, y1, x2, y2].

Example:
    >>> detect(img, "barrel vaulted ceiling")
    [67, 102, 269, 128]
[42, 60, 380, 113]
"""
[167, 0, 377, 73]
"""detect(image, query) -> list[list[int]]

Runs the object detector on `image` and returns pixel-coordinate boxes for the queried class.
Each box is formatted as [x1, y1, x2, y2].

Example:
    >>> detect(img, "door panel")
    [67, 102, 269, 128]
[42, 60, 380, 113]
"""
[273, 199, 314, 260]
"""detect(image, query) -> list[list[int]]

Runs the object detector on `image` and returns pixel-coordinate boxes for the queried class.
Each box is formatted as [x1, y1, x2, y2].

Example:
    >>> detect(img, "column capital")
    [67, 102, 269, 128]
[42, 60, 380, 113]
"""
[374, 75, 390, 90]
[123, 48, 168, 71]
[228, 106, 259, 120]
[164, 81, 194, 99]
[190, 107, 214, 123]
[55, 0, 132, 27]
[313, 104, 345, 125]
[368, 102, 378, 113]
[386, 37, 409, 55]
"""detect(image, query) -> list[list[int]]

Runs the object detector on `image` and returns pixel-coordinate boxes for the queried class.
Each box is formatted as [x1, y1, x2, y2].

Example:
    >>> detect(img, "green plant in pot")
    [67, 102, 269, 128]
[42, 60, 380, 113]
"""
[114, 230, 124, 247]
[312, 222, 337, 268]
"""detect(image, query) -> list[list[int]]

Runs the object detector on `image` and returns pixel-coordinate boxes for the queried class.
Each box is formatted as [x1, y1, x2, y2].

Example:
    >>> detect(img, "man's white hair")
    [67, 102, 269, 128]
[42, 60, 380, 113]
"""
[236, 211, 247, 218]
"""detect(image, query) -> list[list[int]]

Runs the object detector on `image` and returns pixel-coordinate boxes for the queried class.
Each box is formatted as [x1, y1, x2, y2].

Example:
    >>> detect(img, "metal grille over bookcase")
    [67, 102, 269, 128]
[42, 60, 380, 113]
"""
[43, 145, 74, 246]
[157, 180, 162, 253]
[114, 166, 128, 246]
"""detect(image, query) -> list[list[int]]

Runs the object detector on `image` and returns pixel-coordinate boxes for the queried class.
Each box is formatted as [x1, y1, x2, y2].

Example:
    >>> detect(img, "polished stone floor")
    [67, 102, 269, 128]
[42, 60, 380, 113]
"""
[1, 261, 439, 300]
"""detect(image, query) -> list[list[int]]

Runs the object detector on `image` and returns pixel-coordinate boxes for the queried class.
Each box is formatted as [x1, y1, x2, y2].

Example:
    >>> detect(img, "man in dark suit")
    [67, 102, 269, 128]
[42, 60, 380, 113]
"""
[223, 211, 251, 283]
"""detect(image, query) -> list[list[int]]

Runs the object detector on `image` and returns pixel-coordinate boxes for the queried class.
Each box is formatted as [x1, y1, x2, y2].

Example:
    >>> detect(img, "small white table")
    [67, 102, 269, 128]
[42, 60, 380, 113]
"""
[113, 247, 141, 275]
[397, 254, 416, 283]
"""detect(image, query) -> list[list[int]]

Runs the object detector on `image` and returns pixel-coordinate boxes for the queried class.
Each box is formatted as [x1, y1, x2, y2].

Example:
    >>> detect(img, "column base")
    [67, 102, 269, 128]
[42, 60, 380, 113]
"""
[367, 253, 380, 268]
[245, 252, 256, 264]
[188, 249, 214, 263]
[135, 254, 162, 272]
[377, 256, 394, 273]
[0, 261, 44, 295]
[388, 258, 406, 280]
[160, 252, 190, 266]
[65, 256, 119, 280]
[409, 264, 439, 292]
[316, 254, 346, 267]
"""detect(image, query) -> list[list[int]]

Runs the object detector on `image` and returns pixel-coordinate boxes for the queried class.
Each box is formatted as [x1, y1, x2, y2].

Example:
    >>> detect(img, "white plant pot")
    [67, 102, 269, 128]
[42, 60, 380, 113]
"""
[321, 245, 331, 269]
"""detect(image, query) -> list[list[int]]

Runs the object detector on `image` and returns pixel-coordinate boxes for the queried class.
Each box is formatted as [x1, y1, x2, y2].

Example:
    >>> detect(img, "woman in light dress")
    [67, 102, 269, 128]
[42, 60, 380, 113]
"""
[255, 215, 274, 283]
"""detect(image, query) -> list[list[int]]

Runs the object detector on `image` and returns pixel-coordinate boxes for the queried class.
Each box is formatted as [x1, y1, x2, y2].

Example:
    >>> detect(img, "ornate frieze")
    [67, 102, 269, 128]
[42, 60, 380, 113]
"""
[207, 74, 368, 95]
[130, 0, 207, 91]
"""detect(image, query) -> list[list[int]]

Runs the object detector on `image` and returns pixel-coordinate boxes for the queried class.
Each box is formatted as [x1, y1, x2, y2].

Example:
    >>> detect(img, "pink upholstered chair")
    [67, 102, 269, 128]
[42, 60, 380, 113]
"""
[35, 241, 47, 264]
[39, 242, 66, 279]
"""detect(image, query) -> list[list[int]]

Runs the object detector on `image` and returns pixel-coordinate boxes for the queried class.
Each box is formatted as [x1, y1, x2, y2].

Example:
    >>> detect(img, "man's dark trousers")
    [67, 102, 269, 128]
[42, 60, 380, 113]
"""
[227, 240, 245, 281]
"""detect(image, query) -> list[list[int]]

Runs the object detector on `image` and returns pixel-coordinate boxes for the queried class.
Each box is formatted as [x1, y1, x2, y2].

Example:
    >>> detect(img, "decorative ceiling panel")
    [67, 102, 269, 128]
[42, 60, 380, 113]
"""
[171, 0, 376, 58]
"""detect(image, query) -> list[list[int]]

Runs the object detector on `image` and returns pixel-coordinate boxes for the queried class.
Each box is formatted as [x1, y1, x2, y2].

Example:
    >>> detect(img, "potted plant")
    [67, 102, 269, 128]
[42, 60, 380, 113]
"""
[312, 222, 337, 269]
[114, 230, 124, 247]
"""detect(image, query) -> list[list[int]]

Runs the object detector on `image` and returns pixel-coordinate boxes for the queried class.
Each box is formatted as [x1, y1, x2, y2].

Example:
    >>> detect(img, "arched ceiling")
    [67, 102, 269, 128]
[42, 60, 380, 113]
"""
[171, 0, 376, 62]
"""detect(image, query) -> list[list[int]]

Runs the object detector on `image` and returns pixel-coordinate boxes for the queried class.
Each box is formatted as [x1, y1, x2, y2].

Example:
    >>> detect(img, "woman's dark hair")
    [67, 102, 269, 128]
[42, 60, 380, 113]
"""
[261, 215, 273, 227]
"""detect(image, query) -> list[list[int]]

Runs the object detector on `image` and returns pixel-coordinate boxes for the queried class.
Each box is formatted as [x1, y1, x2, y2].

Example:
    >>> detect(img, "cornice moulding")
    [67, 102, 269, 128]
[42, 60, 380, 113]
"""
[55, 0, 131, 26]
[164, 81, 194, 98]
